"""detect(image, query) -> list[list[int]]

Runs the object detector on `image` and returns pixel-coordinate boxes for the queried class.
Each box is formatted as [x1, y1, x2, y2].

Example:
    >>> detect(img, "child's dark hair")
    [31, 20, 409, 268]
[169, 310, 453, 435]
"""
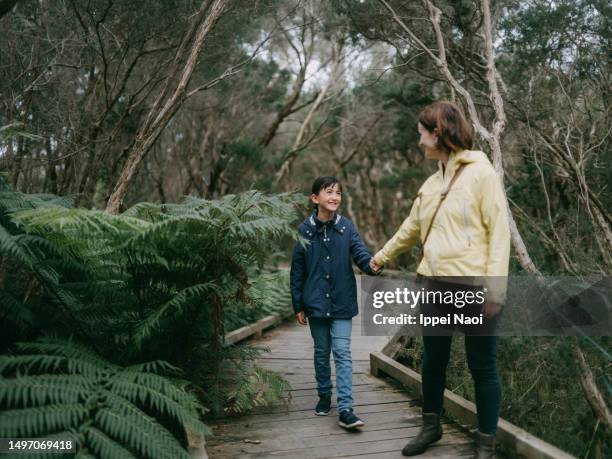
[311, 176, 342, 211]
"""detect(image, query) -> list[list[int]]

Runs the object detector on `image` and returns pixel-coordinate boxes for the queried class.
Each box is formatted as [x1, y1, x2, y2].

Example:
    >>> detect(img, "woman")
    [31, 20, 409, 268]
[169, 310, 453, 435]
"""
[370, 101, 510, 458]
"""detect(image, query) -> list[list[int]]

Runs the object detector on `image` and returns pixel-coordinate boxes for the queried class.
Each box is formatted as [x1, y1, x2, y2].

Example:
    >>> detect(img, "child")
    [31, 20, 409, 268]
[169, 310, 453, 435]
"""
[290, 176, 378, 429]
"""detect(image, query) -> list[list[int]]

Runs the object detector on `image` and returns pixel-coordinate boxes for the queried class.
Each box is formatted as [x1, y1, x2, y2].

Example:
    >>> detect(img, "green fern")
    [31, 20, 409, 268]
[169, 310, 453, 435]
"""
[199, 344, 291, 416]
[1, 174, 300, 449]
[0, 337, 209, 458]
[223, 270, 292, 332]
[224, 366, 291, 414]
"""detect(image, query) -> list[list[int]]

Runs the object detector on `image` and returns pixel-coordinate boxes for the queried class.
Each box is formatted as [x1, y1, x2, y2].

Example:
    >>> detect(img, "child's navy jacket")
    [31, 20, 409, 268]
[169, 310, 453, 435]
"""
[290, 213, 375, 319]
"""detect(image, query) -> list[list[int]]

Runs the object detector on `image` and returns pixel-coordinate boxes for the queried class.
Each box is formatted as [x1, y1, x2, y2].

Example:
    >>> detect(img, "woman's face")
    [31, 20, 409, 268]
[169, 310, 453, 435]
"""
[417, 122, 441, 159]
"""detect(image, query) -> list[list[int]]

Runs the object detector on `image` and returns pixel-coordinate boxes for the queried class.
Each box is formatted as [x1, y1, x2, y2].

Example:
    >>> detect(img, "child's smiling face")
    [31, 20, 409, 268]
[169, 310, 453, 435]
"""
[312, 183, 342, 214]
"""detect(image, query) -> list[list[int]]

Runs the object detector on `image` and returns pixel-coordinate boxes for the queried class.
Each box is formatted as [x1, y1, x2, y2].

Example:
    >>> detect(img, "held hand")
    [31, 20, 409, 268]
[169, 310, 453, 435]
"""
[481, 301, 501, 319]
[296, 311, 308, 326]
[369, 258, 381, 273]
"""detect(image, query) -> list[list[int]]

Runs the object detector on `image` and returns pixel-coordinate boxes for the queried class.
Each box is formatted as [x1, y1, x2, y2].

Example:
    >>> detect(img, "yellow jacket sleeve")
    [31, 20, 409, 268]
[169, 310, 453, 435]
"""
[479, 170, 511, 303]
[374, 195, 421, 266]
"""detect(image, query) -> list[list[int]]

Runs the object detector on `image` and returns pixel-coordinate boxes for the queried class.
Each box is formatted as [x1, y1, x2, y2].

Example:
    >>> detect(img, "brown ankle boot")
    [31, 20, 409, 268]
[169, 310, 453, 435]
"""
[474, 430, 496, 459]
[401, 412, 442, 456]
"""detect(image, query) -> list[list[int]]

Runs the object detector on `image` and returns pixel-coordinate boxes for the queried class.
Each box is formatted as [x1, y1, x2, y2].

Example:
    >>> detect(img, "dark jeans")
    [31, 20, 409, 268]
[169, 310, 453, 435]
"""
[422, 334, 501, 434]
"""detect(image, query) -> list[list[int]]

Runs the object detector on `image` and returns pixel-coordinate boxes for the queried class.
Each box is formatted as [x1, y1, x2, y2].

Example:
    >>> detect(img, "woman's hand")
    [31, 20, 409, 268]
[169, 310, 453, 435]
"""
[481, 301, 502, 319]
[296, 311, 308, 325]
[369, 258, 381, 273]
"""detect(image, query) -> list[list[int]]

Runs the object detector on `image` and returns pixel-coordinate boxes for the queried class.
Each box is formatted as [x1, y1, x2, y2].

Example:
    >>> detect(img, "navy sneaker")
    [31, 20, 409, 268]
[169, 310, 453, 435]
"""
[315, 394, 331, 416]
[338, 409, 365, 429]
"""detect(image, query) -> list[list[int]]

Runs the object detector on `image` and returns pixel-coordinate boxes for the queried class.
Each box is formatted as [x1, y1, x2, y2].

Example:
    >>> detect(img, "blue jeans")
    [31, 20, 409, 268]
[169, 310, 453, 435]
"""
[308, 318, 353, 412]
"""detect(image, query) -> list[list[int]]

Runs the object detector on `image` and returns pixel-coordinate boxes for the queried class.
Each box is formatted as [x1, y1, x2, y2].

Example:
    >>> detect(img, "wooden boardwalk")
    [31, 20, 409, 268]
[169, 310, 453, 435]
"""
[206, 309, 475, 458]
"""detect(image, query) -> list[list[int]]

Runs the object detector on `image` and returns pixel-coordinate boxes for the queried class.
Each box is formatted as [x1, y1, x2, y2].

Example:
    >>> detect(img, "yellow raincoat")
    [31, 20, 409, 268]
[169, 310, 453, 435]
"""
[373, 149, 511, 303]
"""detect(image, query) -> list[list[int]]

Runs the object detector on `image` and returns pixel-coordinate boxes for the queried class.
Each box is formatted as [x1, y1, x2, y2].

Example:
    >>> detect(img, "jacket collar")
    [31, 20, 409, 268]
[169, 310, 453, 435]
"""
[437, 149, 490, 183]
[437, 149, 461, 182]
[308, 212, 342, 231]
[437, 149, 474, 185]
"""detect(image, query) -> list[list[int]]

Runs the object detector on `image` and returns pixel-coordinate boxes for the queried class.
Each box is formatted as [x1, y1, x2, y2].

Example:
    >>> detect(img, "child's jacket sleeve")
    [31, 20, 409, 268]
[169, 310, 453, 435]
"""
[373, 195, 421, 266]
[290, 236, 307, 314]
[349, 222, 375, 275]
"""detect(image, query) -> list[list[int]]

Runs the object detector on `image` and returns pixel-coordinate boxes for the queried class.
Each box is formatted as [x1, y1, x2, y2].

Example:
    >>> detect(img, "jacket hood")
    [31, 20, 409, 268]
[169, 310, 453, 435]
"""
[437, 149, 492, 176]
[454, 149, 491, 164]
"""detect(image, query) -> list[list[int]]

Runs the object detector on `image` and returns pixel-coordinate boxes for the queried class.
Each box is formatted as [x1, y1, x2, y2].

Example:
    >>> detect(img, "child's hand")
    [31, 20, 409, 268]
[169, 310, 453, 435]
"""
[296, 311, 308, 325]
[369, 258, 381, 273]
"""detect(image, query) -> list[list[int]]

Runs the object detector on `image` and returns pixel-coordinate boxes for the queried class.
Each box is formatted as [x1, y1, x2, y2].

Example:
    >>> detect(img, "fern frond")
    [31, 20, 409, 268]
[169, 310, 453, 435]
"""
[15, 338, 114, 371]
[0, 225, 35, 269]
[0, 375, 90, 406]
[108, 377, 208, 437]
[84, 427, 139, 459]
[125, 360, 182, 375]
[13, 207, 147, 239]
[94, 408, 189, 459]
[0, 290, 33, 327]
[0, 404, 88, 437]
[132, 282, 223, 346]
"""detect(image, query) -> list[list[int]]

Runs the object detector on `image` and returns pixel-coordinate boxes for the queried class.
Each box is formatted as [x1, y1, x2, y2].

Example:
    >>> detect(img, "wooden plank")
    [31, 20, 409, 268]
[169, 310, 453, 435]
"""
[370, 351, 576, 459]
[207, 425, 468, 455]
[235, 390, 414, 416]
[280, 373, 376, 388]
[288, 383, 391, 398]
[262, 353, 374, 362]
[210, 409, 455, 438]
[255, 360, 372, 375]
[256, 356, 374, 364]
[286, 380, 384, 392]
[334, 444, 474, 459]
[207, 430, 472, 458]
[210, 401, 411, 426]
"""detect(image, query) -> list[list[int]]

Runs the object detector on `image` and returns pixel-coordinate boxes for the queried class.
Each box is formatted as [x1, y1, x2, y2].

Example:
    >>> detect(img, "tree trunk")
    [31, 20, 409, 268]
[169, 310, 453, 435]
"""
[259, 68, 306, 148]
[572, 339, 612, 430]
[105, 0, 227, 214]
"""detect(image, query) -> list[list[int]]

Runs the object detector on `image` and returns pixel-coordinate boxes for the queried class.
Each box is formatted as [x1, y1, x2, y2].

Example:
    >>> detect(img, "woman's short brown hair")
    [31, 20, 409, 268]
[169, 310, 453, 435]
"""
[418, 101, 473, 153]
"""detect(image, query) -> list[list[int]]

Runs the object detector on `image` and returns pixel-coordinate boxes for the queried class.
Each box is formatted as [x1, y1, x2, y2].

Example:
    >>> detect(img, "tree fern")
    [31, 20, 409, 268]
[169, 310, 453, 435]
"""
[1, 174, 301, 449]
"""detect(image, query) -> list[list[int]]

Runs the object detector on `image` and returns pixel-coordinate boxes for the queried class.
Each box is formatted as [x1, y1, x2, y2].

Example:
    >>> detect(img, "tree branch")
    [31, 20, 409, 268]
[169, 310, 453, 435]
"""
[105, 0, 227, 214]
[378, 0, 540, 274]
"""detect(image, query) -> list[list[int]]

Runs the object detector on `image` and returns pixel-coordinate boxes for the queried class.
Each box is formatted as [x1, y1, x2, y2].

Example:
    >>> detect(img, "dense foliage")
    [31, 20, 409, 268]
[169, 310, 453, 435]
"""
[0, 174, 299, 456]
[1, 0, 610, 457]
